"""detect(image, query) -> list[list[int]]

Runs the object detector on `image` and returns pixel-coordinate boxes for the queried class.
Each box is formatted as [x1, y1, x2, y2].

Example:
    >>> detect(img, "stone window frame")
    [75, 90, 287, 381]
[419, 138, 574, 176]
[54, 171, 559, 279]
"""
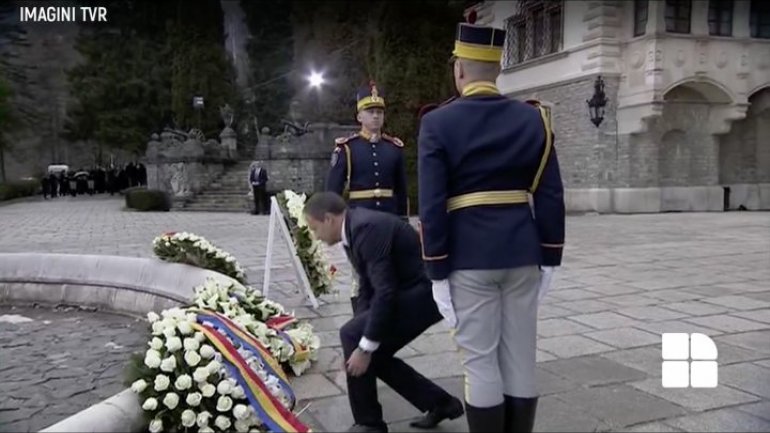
[633, 0, 649, 37]
[665, 0, 692, 34]
[502, 0, 564, 69]
[750, 0, 770, 39]
[708, 0, 734, 37]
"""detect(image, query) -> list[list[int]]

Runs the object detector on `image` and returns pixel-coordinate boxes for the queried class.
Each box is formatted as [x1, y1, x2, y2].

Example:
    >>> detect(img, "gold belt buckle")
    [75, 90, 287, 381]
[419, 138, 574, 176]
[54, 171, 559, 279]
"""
[373, 188, 382, 198]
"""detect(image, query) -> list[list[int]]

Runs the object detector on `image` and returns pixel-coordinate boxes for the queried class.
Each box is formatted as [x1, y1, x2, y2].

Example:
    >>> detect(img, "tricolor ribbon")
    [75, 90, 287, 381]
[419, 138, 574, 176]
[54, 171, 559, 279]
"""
[192, 320, 311, 433]
[192, 310, 296, 406]
[267, 315, 310, 363]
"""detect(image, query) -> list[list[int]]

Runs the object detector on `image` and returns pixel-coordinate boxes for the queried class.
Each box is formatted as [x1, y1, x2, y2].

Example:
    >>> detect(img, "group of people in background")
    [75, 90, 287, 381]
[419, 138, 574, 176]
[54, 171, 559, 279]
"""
[41, 162, 147, 199]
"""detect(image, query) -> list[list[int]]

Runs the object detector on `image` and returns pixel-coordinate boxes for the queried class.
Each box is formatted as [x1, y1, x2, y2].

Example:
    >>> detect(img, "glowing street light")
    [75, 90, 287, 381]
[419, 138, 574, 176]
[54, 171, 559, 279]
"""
[308, 71, 325, 88]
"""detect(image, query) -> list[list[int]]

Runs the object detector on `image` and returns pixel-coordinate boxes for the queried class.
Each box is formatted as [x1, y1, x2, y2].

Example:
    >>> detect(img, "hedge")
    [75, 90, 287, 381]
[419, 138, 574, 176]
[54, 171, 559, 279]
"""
[125, 188, 171, 212]
[0, 179, 39, 201]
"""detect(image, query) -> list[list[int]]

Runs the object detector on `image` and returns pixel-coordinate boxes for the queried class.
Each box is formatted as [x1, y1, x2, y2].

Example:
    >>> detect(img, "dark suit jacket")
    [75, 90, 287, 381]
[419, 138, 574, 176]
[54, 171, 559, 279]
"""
[344, 207, 439, 343]
[250, 167, 268, 185]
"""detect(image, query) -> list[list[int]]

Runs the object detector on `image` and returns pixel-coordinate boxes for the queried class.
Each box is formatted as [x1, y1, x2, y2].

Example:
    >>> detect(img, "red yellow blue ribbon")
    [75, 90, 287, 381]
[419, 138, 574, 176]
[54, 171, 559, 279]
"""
[192, 320, 311, 433]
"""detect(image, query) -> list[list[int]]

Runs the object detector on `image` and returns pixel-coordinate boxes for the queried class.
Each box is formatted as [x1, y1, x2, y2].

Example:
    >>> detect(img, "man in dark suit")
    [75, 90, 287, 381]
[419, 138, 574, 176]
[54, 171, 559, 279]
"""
[248, 161, 269, 215]
[303, 192, 463, 433]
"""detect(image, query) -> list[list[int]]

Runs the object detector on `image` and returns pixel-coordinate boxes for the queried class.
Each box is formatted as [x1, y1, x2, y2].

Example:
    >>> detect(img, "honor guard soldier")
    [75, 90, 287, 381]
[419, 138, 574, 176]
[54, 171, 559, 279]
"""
[327, 81, 410, 310]
[326, 81, 409, 220]
[417, 22, 565, 433]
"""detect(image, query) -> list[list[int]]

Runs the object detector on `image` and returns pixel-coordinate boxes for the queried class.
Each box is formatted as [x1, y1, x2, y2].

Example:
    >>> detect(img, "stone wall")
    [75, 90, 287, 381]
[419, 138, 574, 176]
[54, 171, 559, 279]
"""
[719, 88, 770, 185]
[253, 123, 359, 194]
[505, 74, 621, 189]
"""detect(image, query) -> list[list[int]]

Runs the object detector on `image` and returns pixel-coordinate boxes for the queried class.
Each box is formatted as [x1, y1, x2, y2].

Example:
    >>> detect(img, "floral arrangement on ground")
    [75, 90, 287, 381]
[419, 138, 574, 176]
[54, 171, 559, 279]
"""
[276, 190, 337, 298]
[125, 233, 323, 432]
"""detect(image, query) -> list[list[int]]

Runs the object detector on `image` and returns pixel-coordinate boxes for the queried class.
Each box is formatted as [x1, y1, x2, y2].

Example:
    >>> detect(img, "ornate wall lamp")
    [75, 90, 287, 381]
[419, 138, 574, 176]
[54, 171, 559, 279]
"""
[586, 75, 608, 127]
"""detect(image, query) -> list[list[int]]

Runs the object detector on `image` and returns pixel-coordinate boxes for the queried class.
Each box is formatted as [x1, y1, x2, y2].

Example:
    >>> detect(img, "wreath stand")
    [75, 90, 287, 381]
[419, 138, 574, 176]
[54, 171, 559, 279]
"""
[262, 196, 320, 309]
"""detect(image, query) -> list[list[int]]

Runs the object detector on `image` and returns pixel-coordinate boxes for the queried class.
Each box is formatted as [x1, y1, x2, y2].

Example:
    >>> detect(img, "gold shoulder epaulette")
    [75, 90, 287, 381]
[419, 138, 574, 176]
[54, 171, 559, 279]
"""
[382, 134, 404, 148]
[525, 99, 542, 108]
[334, 133, 358, 147]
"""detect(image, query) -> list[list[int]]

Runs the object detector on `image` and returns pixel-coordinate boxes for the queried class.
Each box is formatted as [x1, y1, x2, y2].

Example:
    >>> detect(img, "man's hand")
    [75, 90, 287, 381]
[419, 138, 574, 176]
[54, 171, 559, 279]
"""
[346, 348, 372, 377]
[431, 279, 457, 328]
[538, 266, 555, 302]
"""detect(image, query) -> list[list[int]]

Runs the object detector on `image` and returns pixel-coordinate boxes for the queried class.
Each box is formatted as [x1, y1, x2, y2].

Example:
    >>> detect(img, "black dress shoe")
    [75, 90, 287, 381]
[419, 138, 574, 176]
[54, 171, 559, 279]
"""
[346, 424, 388, 433]
[409, 397, 465, 429]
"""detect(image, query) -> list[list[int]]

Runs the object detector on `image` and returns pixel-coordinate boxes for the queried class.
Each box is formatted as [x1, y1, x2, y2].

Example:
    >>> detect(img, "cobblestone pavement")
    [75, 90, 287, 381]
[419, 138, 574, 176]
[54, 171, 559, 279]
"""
[1, 196, 769, 432]
[0, 305, 146, 432]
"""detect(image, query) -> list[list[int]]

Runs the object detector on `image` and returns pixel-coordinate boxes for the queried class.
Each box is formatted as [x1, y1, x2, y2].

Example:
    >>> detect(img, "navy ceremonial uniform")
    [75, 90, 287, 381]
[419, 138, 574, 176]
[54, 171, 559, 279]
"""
[417, 22, 565, 433]
[339, 207, 459, 431]
[326, 82, 409, 218]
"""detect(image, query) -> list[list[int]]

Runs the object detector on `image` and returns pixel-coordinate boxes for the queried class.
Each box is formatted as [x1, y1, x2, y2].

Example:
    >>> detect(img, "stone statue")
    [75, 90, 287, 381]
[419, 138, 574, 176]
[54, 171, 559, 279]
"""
[220, 104, 234, 128]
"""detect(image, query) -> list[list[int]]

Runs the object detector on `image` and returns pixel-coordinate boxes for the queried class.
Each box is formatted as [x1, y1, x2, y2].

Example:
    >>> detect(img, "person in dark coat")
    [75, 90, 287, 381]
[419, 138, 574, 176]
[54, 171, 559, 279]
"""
[248, 161, 269, 215]
[41, 175, 50, 199]
[302, 192, 464, 433]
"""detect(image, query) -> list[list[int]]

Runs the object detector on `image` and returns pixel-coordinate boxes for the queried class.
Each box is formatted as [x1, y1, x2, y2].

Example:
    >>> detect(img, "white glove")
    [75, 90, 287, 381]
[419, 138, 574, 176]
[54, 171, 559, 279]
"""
[431, 279, 457, 328]
[538, 266, 555, 303]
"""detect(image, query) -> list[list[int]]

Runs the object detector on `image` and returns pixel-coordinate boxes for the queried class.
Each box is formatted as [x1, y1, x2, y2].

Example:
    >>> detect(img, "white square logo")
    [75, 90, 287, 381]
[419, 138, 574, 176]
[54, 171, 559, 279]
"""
[661, 333, 718, 389]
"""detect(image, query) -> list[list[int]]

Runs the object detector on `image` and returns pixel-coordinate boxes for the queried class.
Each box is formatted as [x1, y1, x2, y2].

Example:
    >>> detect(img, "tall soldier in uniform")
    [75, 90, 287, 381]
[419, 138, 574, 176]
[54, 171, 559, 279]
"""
[417, 22, 565, 433]
[326, 81, 409, 311]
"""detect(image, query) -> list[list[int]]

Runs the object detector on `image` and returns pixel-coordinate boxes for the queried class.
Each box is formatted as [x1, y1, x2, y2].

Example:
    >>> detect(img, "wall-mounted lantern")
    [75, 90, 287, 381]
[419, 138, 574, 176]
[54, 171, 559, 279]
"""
[586, 75, 608, 127]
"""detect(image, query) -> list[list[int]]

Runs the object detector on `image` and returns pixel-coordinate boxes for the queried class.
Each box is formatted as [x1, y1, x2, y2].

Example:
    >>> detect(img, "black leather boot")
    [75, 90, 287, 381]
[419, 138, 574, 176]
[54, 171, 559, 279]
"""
[503, 395, 538, 433]
[465, 401, 505, 433]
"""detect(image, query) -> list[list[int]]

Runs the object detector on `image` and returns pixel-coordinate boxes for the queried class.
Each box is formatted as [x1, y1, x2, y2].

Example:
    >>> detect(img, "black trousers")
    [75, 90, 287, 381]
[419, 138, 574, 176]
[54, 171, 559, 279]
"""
[252, 185, 268, 214]
[340, 287, 452, 428]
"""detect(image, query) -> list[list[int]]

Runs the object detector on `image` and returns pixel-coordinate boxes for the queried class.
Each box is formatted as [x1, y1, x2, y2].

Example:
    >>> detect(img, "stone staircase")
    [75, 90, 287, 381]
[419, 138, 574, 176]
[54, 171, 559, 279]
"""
[178, 161, 253, 212]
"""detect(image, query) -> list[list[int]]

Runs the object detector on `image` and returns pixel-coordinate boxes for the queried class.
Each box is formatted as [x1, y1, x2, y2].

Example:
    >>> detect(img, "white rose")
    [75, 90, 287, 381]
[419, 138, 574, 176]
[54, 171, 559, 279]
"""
[194, 331, 206, 343]
[232, 404, 250, 420]
[174, 374, 192, 391]
[151, 321, 165, 335]
[216, 380, 232, 395]
[184, 350, 202, 367]
[165, 337, 182, 353]
[183, 338, 200, 352]
[185, 392, 202, 407]
[147, 312, 160, 323]
[162, 392, 179, 410]
[216, 395, 233, 412]
[149, 337, 164, 351]
[154, 374, 170, 392]
[215, 415, 232, 431]
[199, 428, 214, 433]
[200, 383, 216, 397]
[234, 420, 251, 433]
[199, 344, 217, 359]
[148, 419, 163, 433]
[159, 355, 177, 373]
[181, 409, 197, 428]
[207, 360, 222, 375]
[142, 397, 158, 411]
[145, 348, 162, 361]
[197, 411, 212, 427]
[193, 367, 209, 383]
[231, 385, 245, 400]
[130, 379, 148, 393]
[178, 321, 194, 335]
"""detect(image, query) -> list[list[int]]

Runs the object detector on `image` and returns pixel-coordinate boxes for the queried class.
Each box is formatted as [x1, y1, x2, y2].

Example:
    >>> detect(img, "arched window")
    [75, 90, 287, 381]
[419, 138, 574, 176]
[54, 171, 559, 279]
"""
[503, 1, 563, 68]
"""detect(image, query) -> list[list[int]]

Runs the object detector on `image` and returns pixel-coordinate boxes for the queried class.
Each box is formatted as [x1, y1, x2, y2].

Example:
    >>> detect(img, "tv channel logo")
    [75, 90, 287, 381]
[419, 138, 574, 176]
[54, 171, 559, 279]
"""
[661, 333, 718, 388]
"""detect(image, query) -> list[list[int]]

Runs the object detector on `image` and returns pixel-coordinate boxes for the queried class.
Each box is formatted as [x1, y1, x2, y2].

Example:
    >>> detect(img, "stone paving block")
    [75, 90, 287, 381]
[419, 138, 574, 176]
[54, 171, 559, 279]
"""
[630, 378, 760, 411]
[746, 291, 770, 303]
[755, 360, 770, 369]
[736, 401, 770, 421]
[404, 352, 464, 379]
[685, 314, 769, 333]
[718, 362, 770, 399]
[307, 314, 351, 332]
[701, 295, 770, 311]
[537, 304, 575, 319]
[324, 370, 347, 393]
[602, 294, 660, 307]
[314, 301, 352, 317]
[552, 299, 616, 314]
[303, 394, 353, 432]
[664, 408, 770, 432]
[661, 300, 731, 316]
[582, 283, 641, 297]
[537, 349, 557, 362]
[617, 306, 689, 322]
[407, 332, 456, 355]
[555, 384, 688, 429]
[716, 341, 770, 365]
[315, 330, 342, 348]
[569, 311, 643, 330]
[616, 421, 684, 432]
[289, 374, 343, 399]
[538, 335, 615, 358]
[717, 281, 770, 294]
[537, 318, 596, 338]
[632, 319, 724, 337]
[714, 331, 770, 354]
[306, 347, 343, 374]
[533, 395, 611, 432]
[534, 367, 581, 395]
[539, 355, 647, 386]
[601, 346, 663, 377]
[549, 288, 602, 301]
[584, 327, 660, 349]
[626, 279, 695, 291]
[395, 344, 421, 358]
[732, 308, 770, 324]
